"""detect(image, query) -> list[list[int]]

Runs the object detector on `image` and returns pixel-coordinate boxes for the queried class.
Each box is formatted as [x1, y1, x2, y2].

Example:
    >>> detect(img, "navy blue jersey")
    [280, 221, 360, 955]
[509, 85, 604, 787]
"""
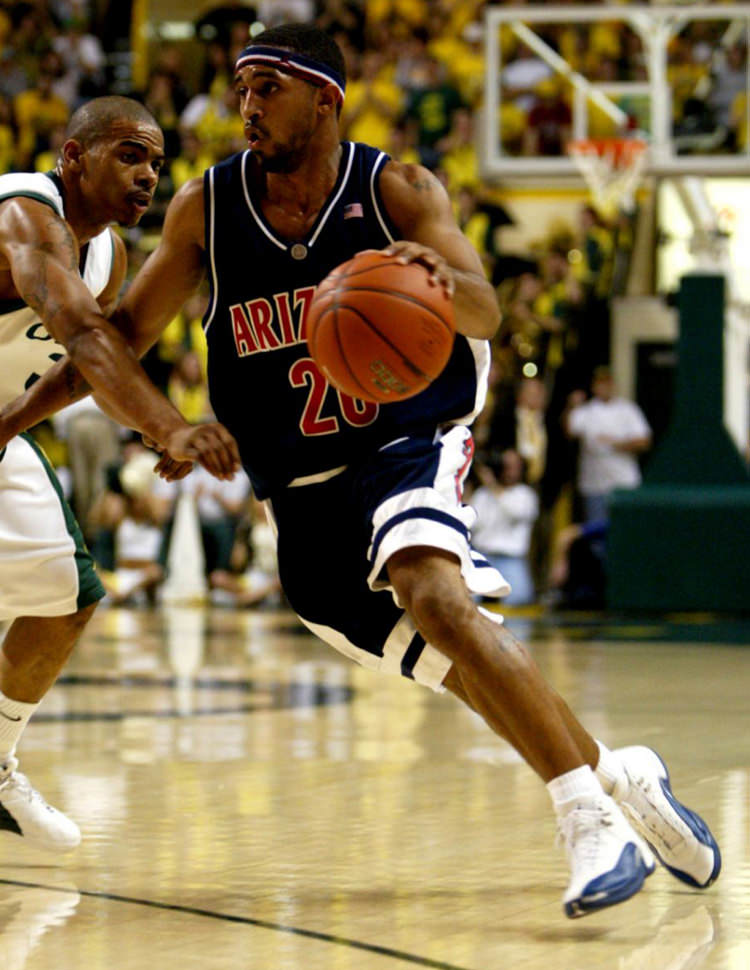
[203, 141, 489, 498]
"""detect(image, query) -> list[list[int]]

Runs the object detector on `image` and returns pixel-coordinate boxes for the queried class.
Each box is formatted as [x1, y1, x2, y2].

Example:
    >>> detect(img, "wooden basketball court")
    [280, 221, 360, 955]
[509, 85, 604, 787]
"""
[1, 604, 747, 969]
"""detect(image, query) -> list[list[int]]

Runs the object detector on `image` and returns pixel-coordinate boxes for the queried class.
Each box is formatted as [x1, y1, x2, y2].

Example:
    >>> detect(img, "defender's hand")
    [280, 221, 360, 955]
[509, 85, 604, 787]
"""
[154, 453, 194, 481]
[383, 241, 455, 297]
[164, 423, 241, 480]
[142, 433, 193, 481]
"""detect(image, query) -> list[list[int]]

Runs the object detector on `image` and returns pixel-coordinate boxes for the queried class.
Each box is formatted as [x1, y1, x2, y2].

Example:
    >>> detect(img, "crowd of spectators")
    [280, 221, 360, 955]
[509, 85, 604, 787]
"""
[2, 0, 743, 607]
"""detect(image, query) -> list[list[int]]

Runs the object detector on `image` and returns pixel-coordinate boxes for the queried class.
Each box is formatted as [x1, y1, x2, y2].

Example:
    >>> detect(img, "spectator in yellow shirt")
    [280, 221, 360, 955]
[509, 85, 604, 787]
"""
[0, 94, 15, 174]
[436, 107, 480, 194]
[170, 129, 215, 190]
[341, 49, 403, 150]
[14, 55, 69, 171]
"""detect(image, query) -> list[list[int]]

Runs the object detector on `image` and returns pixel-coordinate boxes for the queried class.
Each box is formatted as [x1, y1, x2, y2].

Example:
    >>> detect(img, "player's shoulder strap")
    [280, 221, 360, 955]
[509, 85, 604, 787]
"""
[345, 141, 399, 244]
[0, 170, 64, 218]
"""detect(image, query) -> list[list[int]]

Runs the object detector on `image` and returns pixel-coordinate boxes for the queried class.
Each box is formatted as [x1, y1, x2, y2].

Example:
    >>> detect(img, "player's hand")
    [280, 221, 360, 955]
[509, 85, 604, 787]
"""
[164, 423, 241, 480]
[154, 453, 194, 481]
[141, 433, 193, 481]
[383, 241, 455, 297]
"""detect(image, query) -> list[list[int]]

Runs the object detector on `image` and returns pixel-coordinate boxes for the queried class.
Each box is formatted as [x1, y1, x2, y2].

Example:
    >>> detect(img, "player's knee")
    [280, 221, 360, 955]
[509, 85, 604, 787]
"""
[403, 573, 475, 648]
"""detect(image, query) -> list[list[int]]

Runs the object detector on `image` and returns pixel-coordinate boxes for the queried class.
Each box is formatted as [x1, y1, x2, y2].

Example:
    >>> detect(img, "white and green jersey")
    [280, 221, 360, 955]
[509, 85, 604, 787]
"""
[0, 171, 109, 620]
[0, 171, 114, 407]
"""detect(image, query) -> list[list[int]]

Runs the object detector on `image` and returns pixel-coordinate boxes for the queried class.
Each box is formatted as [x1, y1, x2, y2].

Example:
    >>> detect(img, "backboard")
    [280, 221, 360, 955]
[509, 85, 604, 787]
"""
[482, 3, 750, 180]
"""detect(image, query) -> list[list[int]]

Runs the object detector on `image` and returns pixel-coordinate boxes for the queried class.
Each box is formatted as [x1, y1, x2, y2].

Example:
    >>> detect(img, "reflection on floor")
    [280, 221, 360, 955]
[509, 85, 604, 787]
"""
[0, 604, 748, 969]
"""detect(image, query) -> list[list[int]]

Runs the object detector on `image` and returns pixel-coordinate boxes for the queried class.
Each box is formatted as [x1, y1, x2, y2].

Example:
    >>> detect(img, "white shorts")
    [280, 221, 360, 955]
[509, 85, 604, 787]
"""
[0, 434, 104, 621]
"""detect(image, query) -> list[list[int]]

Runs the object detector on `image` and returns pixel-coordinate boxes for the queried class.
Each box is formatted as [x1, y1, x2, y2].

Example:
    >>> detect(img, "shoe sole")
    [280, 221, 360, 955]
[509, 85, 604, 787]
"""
[564, 842, 653, 919]
[626, 748, 721, 889]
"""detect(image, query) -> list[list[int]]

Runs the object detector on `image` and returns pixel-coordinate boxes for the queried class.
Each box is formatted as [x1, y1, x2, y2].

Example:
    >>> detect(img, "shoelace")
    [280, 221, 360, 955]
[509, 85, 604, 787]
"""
[0, 771, 44, 805]
[557, 807, 614, 867]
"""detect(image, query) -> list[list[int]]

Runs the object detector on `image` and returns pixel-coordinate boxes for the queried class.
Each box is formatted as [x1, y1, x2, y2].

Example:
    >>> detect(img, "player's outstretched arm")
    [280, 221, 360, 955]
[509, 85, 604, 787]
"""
[378, 161, 501, 341]
[0, 185, 239, 478]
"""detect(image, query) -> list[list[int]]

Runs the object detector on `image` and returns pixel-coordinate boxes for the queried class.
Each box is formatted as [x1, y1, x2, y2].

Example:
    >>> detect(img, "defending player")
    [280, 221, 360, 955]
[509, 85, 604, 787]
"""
[0, 96, 239, 852]
[0, 31, 719, 915]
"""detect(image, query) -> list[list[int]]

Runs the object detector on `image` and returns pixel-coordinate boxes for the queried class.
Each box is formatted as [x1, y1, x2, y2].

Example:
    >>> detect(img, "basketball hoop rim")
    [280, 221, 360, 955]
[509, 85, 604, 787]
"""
[567, 136, 649, 165]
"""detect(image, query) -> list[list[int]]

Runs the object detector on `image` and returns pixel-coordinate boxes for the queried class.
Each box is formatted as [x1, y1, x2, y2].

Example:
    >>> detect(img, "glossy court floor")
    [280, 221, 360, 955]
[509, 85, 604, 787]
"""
[0, 603, 748, 970]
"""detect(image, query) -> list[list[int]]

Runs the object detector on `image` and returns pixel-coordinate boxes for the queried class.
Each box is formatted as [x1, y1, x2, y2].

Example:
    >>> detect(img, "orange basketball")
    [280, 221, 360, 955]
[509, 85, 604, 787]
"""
[306, 249, 456, 404]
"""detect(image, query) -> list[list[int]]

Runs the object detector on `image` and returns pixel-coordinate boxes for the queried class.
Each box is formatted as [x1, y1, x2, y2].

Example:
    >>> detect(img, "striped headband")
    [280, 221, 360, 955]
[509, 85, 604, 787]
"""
[234, 45, 346, 102]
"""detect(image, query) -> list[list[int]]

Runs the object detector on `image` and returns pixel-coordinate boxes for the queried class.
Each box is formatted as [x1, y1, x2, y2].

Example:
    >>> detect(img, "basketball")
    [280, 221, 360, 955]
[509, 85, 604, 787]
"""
[306, 249, 456, 404]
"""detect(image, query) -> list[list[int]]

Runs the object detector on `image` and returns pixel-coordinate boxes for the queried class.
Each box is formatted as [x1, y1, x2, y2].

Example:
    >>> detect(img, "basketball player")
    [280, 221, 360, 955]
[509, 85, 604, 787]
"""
[0, 96, 239, 852]
[0, 31, 719, 915]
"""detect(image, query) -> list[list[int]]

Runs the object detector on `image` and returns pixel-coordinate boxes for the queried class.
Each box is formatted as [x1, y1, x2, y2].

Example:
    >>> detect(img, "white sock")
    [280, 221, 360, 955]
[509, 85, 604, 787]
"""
[0, 691, 38, 768]
[594, 740, 628, 798]
[547, 764, 603, 817]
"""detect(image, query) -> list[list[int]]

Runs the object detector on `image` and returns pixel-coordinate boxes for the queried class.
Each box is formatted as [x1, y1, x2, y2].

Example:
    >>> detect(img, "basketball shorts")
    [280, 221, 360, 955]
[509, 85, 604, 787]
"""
[0, 434, 105, 621]
[269, 425, 509, 692]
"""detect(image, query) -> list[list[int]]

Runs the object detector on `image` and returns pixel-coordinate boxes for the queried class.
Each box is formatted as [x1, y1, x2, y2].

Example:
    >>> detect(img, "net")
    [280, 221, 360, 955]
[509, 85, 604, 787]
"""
[568, 137, 649, 218]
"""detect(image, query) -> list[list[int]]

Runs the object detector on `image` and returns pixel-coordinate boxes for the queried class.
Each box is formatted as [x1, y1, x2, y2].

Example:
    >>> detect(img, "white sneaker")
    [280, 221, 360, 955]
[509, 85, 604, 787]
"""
[0, 765, 81, 852]
[613, 746, 721, 889]
[559, 795, 655, 918]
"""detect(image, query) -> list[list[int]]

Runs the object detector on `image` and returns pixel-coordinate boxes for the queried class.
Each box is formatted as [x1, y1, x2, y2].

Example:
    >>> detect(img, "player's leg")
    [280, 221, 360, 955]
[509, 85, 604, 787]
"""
[0, 606, 97, 850]
[391, 548, 590, 780]
[388, 545, 654, 917]
[0, 606, 95, 703]
[443, 633, 720, 891]
[0, 434, 105, 851]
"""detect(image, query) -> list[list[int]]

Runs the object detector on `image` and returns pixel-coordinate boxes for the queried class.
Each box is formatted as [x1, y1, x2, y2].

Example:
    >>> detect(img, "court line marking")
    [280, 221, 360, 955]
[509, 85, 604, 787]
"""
[0, 878, 476, 970]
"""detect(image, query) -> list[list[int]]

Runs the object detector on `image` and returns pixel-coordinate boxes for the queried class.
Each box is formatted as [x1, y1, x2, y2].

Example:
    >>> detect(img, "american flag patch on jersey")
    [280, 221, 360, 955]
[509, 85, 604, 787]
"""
[343, 203, 364, 219]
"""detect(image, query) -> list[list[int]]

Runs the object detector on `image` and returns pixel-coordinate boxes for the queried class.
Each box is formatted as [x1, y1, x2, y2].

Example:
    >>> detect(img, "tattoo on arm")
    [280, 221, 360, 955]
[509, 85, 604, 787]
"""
[403, 166, 435, 193]
[22, 214, 79, 328]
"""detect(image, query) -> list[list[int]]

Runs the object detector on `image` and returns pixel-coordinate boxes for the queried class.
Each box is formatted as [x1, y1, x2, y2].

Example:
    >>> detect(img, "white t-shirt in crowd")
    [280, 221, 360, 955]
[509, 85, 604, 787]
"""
[568, 397, 651, 496]
[180, 464, 251, 522]
[470, 483, 539, 558]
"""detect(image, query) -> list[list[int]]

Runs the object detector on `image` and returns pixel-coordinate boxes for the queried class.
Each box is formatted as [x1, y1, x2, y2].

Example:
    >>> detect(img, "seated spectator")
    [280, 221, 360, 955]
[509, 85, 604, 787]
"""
[150, 292, 209, 393]
[547, 519, 608, 610]
[51, 12, 106, 108]
[210, 495, 282, 608]
[13, 50, 69, 170]
[522, 77, 572, 157]
[436, 107, 480, 193]
[34, 122, 66, 172]
[667, 35, 709, 131]
[429, 19, 485, 108]
[180, 76, 245, 163]
[0, 93, 16, 173]
[180, 463, 255, 602]
[501, 42, 553, 115]
[498, 99, 528, 157]
[143, 67, 183, 159]
[167, 350, 213, 425]
[563, 366, 652, 524]
[91, 447, 176, 607]
[170, 128, 214, 190]
[495, 266, 568, 386]
[707, 42, 747, 140]
[403, 54, 463, 165]
[469, 449, 539, 606]
[387, 119, 422, 165]
[454, 185, 495, 278]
